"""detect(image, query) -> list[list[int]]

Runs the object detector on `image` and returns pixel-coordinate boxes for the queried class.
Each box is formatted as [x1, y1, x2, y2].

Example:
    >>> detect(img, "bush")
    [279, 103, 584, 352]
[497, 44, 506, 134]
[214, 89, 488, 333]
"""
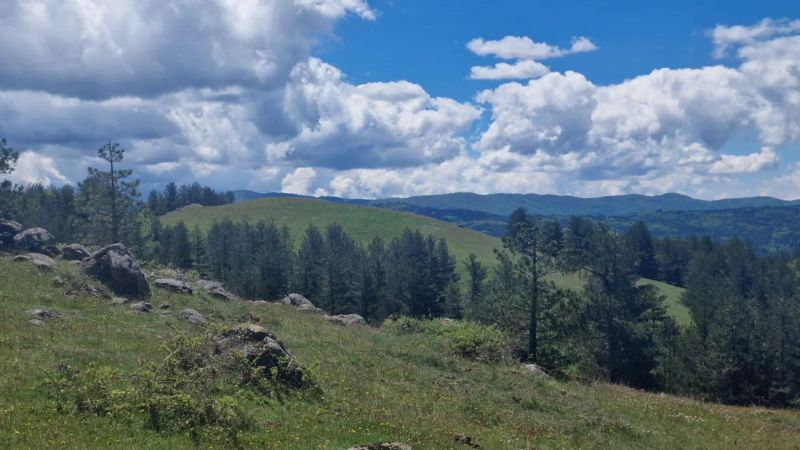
[383, 316, 510, 362]
[44, 332, 314, 445]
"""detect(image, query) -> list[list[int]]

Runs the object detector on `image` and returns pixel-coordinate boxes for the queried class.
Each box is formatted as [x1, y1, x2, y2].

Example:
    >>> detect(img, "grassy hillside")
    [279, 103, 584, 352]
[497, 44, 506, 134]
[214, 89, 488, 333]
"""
[163, 198, 690, 325]
[162, 198, 500, 269]
[1, 257, 798, 449]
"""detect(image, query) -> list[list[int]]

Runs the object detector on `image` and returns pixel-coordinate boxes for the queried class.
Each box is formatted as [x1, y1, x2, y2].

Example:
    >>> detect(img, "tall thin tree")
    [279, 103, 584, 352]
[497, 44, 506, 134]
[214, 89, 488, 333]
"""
[97, 141, 125, 243]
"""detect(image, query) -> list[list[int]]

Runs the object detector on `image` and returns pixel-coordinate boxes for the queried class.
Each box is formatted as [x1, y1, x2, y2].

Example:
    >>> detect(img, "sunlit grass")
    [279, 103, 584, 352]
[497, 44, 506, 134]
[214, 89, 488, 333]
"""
[1, 257, 795, 448]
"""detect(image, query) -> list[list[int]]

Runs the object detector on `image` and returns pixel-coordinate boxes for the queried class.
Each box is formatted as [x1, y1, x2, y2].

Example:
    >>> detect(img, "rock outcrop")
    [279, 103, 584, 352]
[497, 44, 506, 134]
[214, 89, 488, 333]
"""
[324, 313, 368, 326]
[154, 278, 193, 295]
[14, 253, 56, 271]
[195, 279, 236, 301]
[0, 219, 23, 247]
[81, 244, 150, 299]
[13, 227, 55, 251]
[281, 293, 323, 314]
[61, 244, 90, 261]
[178, 308, 207, 325]
[217, 324, 312, 388]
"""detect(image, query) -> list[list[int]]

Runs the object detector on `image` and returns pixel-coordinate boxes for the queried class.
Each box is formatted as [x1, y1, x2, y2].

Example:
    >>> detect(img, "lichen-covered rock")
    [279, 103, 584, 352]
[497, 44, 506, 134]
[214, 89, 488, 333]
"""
[154, 278, 193, 295]
[61, 244, 90, 261]
[178, 308, 207, 325]
[13, 227, 55, 251]
[325, 314, 368, 326]
[195, 279, 236, 301]
[281, 293, 324, 314]
[81, 244, 150, 299]
[14, 253, 56, 271]
[218, 324, 312, 389]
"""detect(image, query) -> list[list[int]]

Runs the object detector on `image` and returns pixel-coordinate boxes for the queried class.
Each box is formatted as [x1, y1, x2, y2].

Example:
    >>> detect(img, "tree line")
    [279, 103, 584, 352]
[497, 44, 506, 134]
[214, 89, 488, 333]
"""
[0, 140, 232, 249]
[151, 220, 461, 321]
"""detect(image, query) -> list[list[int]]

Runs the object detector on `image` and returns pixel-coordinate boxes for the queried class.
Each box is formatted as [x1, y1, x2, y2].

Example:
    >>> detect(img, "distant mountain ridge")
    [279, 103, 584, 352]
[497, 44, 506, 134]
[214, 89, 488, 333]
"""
[234, 190, 798, 217]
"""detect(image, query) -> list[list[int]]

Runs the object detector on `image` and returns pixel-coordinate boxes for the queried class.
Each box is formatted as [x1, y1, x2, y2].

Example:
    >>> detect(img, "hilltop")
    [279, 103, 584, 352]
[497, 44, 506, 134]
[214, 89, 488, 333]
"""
[1, 257, 798, 449]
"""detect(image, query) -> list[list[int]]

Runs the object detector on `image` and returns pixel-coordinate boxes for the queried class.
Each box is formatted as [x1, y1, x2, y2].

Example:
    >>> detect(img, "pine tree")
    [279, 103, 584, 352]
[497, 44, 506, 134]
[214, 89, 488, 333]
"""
[0, 137, 18, 174]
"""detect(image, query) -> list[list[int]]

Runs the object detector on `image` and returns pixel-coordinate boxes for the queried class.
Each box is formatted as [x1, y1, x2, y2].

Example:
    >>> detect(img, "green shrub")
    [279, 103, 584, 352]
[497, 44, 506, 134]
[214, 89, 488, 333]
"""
[44, 332, 315, 445]
[383, 316, 510, 362]
[442, 321, 510, 362]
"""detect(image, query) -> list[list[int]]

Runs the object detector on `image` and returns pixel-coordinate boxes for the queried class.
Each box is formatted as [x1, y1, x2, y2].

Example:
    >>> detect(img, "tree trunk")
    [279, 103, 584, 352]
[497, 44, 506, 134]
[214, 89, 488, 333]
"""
[110, 158, 118, 243]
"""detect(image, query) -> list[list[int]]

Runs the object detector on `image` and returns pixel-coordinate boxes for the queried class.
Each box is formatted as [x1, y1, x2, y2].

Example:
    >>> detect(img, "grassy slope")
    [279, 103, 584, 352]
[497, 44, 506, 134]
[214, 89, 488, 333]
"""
[162, 198, 500, 270]
[162, 198, 690, 325]
[1, 258, 798, 449]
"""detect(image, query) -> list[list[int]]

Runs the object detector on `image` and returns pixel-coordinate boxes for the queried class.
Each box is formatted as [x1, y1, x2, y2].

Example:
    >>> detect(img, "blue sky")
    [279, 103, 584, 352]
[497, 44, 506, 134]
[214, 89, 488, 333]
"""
[323, 0, 798, 97]
[0, 0, 799, 199]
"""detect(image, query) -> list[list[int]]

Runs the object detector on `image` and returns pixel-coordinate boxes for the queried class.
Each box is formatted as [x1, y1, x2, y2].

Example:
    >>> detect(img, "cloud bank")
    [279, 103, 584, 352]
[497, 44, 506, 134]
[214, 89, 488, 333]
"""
[0, 5, 798, 200]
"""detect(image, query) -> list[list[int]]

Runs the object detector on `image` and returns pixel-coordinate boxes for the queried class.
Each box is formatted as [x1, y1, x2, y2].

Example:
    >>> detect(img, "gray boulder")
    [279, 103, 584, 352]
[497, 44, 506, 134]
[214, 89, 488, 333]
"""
[82, 244, 150, 299]
[0, 219, 22, 247]
[154, 278, 193, 295]
[62, 244, 90, 261]
[218, 324, 312, 388]
[14, 253, 56, 271]
[281, 293, 324, 314]
[178, 308, 207, 325]
[195, 279, 236, 301]
[13, 227, 55, 251]
[325, 314, 368, 327]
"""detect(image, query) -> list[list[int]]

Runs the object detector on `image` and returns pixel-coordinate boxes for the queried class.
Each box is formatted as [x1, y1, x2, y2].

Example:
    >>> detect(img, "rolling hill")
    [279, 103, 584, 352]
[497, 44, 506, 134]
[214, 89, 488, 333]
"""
[163, 197, 500, 268]
[162, 197, 689, 324]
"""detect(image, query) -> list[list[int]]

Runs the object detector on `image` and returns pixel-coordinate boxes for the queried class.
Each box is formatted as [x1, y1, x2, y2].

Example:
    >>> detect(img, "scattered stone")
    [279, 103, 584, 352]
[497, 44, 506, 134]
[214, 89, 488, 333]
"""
[28, 319, 46, 326]
[52, 276, 66, 286]
[250, 300, 270, 306]
[195, 279, 236, 301]
[0, 219, 23, 247]
[178, 308, 207, 325]
[154, 278, 193, 295]
[521, 363, 550, 379]
[324, 313, 368, 327]
[159, 303, 171, 309]
[281, 293, 324, 314]
[61, 244, 90, 261]
[129, 302, 153, 313]
[347, 444, 412, 450]
[218, 324, 311, 388]
[14, 253, 56, 271]
[110, 297, 127, 305]
[13, 227, 55, 251]
[81, 244, 150, 299]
